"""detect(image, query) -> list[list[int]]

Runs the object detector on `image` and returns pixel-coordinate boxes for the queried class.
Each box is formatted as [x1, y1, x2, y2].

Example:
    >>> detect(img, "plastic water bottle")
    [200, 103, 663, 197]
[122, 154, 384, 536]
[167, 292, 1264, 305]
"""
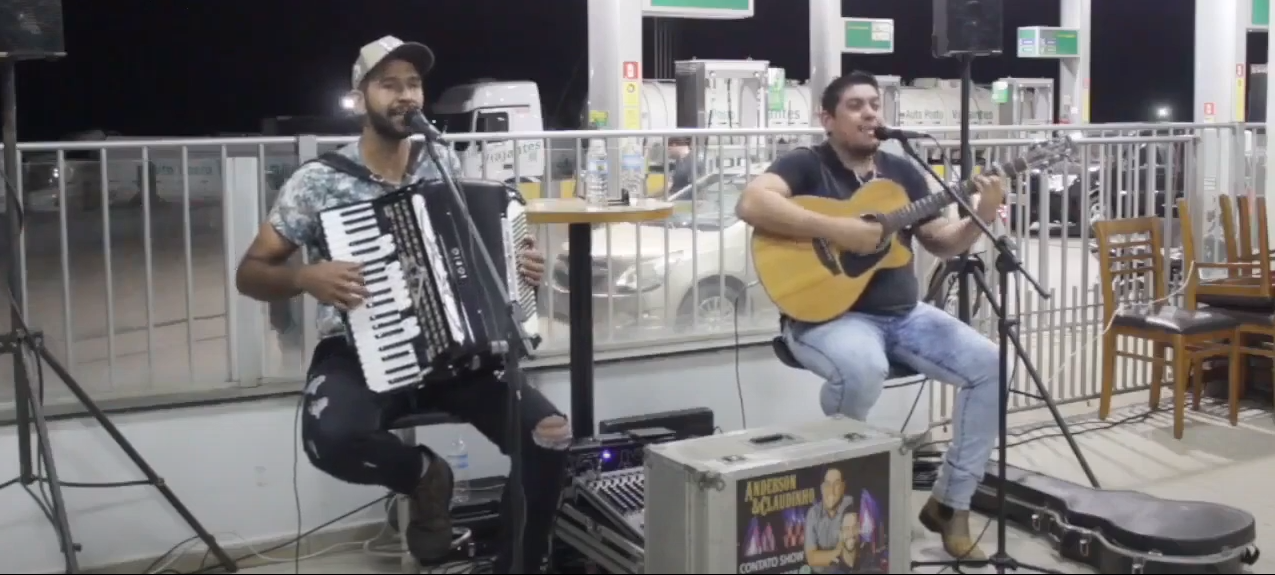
[584, 138, 609, 206]
[619, 138, 646, 202]
[447, 437, 471, 506]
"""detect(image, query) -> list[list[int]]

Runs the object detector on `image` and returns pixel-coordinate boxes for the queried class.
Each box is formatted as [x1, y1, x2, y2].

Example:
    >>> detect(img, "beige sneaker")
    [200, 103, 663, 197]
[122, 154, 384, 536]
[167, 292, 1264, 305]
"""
[918, 497, 987, 562]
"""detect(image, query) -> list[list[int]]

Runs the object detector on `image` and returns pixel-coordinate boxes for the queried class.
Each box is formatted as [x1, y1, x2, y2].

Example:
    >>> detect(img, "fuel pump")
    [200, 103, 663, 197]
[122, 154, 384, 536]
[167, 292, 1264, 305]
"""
[674, 59, 770, 171]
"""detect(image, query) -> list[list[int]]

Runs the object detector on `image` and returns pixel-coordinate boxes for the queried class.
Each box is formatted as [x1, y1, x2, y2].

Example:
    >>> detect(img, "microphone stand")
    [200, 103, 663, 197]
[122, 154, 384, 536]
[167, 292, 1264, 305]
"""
[421, 135, 533, 573]
[891, 134, 1098, 574]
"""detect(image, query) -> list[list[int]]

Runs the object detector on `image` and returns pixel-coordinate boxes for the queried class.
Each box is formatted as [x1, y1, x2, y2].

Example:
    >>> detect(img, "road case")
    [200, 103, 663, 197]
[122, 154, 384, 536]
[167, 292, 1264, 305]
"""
[644, 415, 912, 574]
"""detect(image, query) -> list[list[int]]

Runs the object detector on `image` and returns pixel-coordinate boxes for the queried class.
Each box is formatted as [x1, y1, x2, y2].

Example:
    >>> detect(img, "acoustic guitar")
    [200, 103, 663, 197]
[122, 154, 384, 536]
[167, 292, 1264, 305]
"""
[749, 136, 1075, 323]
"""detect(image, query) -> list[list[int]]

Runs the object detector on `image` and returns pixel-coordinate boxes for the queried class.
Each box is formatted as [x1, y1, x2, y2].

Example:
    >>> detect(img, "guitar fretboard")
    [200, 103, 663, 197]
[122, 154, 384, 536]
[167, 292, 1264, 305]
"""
[878, 158, 1031, 234]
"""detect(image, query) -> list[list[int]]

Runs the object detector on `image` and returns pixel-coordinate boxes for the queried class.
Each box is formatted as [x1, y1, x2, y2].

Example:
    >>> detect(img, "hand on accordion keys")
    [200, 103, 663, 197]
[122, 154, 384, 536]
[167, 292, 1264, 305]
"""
[515, 237, 546, 288]
[295, 260, 369, 311]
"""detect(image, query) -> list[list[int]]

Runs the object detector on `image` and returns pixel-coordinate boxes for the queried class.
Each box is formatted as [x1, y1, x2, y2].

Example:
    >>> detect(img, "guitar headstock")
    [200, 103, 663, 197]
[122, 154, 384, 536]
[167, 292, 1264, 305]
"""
[997, 134, 1077, 178]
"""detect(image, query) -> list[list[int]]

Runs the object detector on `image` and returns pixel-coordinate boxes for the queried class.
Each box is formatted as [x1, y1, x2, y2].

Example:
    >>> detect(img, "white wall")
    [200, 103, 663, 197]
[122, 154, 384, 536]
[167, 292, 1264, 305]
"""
[0, 346, 930, 573]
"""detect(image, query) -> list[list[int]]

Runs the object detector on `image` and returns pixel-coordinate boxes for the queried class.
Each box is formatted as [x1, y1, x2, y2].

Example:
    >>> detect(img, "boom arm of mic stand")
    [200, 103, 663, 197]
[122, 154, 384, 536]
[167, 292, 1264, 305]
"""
[894, 137, 1049, 301]
[423, 140, 529, 572]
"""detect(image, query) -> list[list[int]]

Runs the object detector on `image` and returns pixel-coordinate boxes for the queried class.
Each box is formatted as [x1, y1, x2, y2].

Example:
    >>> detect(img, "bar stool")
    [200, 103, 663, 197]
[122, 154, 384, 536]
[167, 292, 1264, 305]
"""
[384, 411, 475, 574]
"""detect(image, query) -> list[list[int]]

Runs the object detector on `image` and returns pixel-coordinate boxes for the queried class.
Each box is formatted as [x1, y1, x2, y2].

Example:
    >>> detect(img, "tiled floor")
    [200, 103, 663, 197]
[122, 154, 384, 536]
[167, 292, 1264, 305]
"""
[237, 396, 1275, 574]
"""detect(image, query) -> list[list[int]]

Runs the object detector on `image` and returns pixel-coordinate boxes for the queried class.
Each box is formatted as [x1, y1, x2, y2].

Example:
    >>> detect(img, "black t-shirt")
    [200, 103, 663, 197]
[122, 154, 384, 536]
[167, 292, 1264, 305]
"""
[765, 142, 936, 319]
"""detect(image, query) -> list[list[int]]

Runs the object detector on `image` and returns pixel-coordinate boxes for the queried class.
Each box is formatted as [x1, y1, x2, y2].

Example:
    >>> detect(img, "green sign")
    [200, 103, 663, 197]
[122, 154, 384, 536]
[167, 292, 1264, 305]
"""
[1255, 0, 1269, 28]
[1016, 26, 1080, 58]
[991, 81, 1010, 104]
[767, 68, 785, 113]
[643, 0, 753, 19]
[842, 18, 894, 54]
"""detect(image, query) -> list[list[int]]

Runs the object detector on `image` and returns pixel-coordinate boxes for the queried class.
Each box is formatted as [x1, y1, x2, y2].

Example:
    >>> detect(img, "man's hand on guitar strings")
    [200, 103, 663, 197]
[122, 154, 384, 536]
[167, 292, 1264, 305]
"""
[516, 237, 546, 287]
[971, 174, 1006, 223]
[829, 217, 885, 255]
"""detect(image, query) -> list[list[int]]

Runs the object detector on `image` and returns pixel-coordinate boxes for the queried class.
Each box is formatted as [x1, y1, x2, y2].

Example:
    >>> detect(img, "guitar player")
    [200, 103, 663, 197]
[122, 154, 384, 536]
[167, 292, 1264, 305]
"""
[735, 71, 1006, 562]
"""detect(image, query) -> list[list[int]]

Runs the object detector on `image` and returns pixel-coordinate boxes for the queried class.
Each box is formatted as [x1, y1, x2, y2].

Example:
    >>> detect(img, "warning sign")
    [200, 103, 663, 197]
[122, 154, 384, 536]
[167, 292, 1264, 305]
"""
[623, 61, 641, 80]
[1237, 64, 1246, 78]
[623, 81, 640, 107]
[1204, 102, 1216, 123]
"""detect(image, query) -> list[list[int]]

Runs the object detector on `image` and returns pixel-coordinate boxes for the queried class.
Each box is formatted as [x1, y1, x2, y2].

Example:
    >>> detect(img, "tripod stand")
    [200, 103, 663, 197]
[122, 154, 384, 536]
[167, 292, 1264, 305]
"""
[906, 54, 1100, 574]
[0, 60, 234, 573]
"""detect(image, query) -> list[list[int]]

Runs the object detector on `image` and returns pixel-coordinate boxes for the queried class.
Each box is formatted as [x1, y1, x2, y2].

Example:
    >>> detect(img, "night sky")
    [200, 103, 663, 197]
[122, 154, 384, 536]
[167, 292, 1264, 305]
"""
[5, 0, 1262, 141]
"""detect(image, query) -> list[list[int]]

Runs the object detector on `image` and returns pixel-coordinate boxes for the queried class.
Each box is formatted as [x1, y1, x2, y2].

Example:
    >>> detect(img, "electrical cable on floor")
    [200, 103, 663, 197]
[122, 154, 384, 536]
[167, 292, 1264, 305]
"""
[732, 287, 750, 429]
[292, 391, 304, 573]
[144, 482, 513, 573]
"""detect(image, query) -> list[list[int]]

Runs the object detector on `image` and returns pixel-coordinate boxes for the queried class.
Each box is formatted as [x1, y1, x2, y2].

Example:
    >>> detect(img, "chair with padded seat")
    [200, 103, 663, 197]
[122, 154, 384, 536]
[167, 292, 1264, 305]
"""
[1091, 216, 1242, 440]
[384, 411, 474, 574]
[1182, 197, 1275, 417]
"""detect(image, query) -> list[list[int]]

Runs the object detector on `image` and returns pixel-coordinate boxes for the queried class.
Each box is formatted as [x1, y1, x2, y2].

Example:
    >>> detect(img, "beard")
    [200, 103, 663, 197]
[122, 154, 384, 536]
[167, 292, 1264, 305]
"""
[843, 137, 879, 157]
[366, 106, 412, 140]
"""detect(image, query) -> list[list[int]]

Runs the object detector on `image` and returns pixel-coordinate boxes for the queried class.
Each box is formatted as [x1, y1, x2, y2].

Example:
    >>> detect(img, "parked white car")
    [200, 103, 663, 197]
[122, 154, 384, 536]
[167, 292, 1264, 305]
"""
[549, 165, 769, 334]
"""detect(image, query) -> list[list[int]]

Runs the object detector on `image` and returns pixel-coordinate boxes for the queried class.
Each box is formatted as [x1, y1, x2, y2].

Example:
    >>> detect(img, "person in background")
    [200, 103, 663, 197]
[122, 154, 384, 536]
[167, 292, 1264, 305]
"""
[666, 136, 697, 193]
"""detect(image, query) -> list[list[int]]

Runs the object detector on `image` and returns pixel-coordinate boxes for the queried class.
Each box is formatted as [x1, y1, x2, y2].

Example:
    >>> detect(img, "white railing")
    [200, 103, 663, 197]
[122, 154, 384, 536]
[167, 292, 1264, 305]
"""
[0, 122, 1262, 428]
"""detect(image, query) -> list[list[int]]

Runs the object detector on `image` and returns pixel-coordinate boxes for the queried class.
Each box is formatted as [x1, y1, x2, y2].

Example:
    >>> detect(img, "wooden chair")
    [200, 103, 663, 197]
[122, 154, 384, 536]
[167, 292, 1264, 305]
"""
[1178, 197, 1266, 427]
[1093, 216, 1241, 439]
[1184, 197, 1275, 417]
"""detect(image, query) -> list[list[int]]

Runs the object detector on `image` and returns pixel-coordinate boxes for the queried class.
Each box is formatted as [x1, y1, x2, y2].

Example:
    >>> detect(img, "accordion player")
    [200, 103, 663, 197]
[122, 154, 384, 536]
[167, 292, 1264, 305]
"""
[317, 177, 543, 394]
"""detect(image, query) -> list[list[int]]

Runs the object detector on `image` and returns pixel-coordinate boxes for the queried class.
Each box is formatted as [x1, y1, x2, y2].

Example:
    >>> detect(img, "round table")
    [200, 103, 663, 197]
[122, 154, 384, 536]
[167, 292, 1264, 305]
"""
[525, 198, 676, 438]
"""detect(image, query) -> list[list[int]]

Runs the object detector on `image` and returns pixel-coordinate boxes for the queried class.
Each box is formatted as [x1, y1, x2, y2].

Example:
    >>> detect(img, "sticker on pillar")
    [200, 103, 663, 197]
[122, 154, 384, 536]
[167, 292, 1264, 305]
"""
[623, 82, 641, 108]
[767, 68, 786, 114]
[623, 61, 641, 81]
[623, 108, 641, 130]
[1236, 77, 1247, 121]
[589, 110, 610, 129]
[991, 81, 1009, 104]
[1203, 102, 1216, 123]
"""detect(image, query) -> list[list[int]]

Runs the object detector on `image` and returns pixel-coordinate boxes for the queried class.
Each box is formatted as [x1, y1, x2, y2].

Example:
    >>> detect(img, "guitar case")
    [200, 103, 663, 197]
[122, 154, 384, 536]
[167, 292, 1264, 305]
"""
[971, 462, 1260, 573]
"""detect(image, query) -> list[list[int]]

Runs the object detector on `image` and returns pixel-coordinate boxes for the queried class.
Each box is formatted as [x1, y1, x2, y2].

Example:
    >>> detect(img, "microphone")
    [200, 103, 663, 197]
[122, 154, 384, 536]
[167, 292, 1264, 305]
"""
[404, 108, 445, 141]
[873, 126, 932, 141]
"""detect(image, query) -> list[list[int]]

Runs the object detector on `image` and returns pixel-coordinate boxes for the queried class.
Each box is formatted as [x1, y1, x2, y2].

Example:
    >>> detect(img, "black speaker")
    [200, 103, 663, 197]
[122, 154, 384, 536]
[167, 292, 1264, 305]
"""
[0, 0, 66, 60]
[932, 0, 1003, 57]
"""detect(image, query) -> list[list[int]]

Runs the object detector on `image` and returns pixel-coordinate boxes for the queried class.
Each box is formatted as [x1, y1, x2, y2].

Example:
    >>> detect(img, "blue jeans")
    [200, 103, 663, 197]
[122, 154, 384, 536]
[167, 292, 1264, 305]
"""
[784, 302, 1000, 511]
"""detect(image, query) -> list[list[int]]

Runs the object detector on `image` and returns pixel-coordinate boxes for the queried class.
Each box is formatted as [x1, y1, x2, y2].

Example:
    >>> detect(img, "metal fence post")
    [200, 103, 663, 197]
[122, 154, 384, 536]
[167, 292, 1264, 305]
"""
[222, 156, 263, 386]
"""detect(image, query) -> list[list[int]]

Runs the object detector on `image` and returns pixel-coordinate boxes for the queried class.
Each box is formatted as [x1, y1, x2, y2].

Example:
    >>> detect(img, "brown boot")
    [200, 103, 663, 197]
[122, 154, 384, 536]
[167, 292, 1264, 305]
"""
[918, 497, 987, 562]
[405, 452, 455, 562]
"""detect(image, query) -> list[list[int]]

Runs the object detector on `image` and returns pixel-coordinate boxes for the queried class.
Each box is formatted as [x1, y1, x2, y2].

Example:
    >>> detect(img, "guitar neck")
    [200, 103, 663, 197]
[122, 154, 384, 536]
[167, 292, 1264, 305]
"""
[879, 159, 1027, 233]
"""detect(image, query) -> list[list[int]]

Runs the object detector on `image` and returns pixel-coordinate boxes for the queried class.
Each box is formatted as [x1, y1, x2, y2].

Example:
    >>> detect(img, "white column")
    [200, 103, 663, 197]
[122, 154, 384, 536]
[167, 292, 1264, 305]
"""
[1058, 0, 1091, 123]
[1194, 0, 1248, 262]
[809, 0, 842, 128]
[587, 0, 644, 196]
[1266, 23, 1275, 230]
[587, 0, 644, 131]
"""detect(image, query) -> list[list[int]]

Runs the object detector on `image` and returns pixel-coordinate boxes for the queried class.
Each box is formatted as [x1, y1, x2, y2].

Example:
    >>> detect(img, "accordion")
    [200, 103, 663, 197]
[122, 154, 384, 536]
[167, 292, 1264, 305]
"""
[317, 178, 543, 394]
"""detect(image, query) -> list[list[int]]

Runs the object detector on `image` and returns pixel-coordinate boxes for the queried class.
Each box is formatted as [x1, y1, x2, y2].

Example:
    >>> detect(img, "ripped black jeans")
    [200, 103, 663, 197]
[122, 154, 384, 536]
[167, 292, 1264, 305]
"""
[300, 337, 568, 573]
